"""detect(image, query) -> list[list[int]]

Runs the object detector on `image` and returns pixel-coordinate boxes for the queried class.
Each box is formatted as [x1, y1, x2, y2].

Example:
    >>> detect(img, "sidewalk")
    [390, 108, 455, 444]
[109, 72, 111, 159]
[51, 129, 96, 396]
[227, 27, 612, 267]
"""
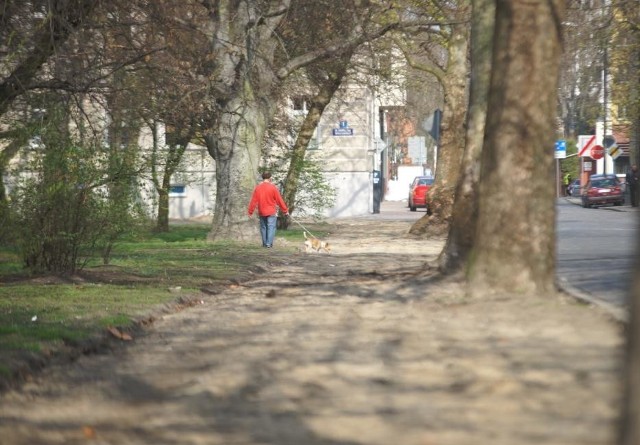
[0, 204, 623, 445]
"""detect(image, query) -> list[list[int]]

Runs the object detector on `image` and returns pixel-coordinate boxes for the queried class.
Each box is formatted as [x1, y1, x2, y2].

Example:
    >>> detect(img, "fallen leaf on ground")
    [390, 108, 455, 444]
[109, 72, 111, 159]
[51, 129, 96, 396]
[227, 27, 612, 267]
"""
[82, 425, 96, 439]
[107, 327, 133, 341]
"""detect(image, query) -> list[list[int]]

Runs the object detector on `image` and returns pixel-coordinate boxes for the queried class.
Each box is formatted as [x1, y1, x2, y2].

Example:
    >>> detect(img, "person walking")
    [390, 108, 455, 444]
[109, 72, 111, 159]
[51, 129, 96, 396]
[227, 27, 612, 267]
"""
[247, 171, 289, 248]
[626, 165, 639, 207]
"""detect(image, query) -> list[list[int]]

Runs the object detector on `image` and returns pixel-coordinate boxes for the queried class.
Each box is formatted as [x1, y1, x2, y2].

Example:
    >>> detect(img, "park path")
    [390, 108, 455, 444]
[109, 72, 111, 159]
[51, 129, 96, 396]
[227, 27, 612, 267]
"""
[0, 202, 624, 445]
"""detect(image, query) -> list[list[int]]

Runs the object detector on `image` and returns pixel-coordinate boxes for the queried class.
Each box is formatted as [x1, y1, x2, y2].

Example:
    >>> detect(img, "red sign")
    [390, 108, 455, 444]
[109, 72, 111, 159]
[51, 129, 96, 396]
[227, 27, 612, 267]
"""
[591, 144, 604, 160]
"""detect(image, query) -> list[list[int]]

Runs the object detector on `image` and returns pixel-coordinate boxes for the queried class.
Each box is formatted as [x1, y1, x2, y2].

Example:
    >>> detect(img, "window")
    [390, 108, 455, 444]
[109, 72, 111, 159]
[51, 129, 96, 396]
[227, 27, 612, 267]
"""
[169, 185, 186, 197]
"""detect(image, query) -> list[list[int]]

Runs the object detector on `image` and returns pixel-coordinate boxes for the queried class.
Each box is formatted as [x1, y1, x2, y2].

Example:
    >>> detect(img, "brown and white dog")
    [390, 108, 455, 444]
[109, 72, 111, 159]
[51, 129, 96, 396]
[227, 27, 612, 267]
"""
[303, 231, 331, 253]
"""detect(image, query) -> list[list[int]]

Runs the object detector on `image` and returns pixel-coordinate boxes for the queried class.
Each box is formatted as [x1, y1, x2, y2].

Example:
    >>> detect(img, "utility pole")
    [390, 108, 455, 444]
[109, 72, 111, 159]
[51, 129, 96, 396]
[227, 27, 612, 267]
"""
[602, 41, 608, 175]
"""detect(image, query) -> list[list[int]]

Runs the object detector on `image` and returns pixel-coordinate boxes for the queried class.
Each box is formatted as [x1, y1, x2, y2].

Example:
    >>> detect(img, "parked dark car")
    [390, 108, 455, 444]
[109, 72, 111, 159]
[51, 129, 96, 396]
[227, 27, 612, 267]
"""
[581, 174, 624, 208]
[567, 179, 580, 196]
[408, 176, 434, 212]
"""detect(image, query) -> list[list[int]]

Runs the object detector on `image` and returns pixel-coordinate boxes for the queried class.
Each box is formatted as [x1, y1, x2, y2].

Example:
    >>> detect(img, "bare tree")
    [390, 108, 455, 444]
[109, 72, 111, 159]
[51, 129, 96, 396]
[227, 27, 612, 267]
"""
[279, 52, 354, 222]
[136, 0, 210, 231]
[394, 1, 472, 238]
[610, 0, 640, 163]
[195, 0, 433, 241]
[437, 0, 495, 272]
[0, 0, 99, 117]
[0, 0, 100, 201]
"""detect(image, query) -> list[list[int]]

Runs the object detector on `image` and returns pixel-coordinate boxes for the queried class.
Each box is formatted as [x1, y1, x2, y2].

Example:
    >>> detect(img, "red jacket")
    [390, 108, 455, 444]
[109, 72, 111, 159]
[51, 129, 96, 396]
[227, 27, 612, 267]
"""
[248, 181, 288, 217]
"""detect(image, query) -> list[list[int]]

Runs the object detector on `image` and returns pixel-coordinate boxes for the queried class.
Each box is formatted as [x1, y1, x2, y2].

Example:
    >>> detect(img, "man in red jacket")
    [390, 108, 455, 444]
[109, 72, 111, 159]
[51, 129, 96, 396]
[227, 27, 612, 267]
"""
[247, 171, 289, 248]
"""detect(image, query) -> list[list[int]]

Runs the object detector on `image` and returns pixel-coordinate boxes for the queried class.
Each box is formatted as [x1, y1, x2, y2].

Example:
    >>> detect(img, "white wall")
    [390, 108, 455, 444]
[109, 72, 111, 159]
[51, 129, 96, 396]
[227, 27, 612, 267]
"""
[323, 172, 370, 218]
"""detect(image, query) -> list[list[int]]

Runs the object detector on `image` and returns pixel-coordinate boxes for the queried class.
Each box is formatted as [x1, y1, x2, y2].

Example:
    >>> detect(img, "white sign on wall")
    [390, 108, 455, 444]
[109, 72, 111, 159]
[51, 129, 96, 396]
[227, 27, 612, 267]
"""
[408, 136, 426, 165]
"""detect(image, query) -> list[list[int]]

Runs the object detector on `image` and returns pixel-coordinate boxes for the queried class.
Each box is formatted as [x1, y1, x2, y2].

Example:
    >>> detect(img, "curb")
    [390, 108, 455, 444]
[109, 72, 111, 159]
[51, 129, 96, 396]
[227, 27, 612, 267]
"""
[556, 277, 628, 323]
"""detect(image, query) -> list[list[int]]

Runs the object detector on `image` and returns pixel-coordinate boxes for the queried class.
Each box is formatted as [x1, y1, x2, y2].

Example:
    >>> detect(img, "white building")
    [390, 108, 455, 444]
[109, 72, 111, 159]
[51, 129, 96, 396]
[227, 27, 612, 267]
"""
[161, 82, 410, 220]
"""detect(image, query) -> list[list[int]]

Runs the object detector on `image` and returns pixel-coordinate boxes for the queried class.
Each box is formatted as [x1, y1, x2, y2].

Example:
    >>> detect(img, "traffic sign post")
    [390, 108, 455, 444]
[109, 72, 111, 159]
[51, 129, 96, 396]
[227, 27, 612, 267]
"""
[555, 140, 566, 198]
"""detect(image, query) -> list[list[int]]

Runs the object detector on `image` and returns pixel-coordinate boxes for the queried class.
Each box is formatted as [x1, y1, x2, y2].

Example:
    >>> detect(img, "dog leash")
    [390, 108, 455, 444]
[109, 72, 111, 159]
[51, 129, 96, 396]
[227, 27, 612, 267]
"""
[288, 215, 319, 239]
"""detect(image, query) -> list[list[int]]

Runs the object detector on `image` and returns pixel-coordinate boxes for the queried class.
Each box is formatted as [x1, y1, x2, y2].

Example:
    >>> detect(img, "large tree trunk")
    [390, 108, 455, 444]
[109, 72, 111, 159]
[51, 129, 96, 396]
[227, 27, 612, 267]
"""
[206, 88, 270, 241]
[409, 11, 470, 237]
[468, 0, 566, 297]
[620, 254, 640, 444]
[438, 0, 495, 272]
[198, 0, 418, 241]
[197, 0, 287, 242]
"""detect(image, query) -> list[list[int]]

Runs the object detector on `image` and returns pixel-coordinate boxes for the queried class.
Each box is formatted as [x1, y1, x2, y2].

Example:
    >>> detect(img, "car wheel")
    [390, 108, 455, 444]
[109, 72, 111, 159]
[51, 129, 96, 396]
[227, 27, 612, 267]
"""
[426, 206, 433, 216]
[581, 198, 590, 208]
[410, 205, 416, 212]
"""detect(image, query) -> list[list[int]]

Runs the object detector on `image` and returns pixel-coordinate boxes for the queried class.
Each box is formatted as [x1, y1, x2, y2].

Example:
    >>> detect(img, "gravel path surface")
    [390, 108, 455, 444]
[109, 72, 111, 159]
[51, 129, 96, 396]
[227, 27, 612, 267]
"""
[0, 202, 624, 445]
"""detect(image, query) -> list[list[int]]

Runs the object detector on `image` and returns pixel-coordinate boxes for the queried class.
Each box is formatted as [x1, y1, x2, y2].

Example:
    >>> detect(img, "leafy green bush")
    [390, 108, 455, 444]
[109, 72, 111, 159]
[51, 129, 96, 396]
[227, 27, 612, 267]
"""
[266, 157, 336, 220]
[7, 130, 145, 274]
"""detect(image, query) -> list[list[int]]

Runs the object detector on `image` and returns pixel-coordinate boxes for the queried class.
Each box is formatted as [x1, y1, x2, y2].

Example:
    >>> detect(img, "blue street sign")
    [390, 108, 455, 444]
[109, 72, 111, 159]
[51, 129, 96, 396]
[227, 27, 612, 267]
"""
[332, 128, 354, 136]
[555, 140, 566, 159]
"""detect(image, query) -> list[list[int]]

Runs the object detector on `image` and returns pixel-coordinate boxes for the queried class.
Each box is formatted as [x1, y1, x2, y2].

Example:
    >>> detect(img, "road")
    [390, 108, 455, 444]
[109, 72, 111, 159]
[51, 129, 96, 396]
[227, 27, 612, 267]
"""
[556, 198, 638, 316]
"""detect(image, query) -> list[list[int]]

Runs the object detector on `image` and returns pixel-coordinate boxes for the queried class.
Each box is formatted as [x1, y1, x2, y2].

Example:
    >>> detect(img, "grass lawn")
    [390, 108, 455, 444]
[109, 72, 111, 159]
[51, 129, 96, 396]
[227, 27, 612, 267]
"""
[0, 222, 311, 384]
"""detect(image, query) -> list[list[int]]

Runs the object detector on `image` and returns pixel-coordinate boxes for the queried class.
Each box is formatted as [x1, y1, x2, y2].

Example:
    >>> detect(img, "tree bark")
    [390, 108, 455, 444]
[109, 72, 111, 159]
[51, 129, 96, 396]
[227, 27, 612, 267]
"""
[0, 132, 30, 201]
[151, 118, 194, 232]
[206, 83, 270, 241]
[409, 9, 470, 237]
[438, 0, 495, 272]
[197, 0, 287, 242]
[198, 1, 428, 241]
[620, 254, 640, 444]
[468, 0, 566, 297]
[281, 53, 352, 227]
[0, 0, 98, 117]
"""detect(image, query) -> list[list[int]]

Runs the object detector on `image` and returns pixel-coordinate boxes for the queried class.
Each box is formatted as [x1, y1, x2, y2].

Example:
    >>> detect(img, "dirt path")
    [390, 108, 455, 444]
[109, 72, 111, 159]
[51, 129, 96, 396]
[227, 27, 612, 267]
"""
[0, 205, 624, 445]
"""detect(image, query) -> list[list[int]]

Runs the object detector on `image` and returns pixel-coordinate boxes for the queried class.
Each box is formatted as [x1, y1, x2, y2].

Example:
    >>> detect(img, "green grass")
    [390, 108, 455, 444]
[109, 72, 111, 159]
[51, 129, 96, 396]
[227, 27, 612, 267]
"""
[0, 283, 183, 353]
[0, 222, 309, 381]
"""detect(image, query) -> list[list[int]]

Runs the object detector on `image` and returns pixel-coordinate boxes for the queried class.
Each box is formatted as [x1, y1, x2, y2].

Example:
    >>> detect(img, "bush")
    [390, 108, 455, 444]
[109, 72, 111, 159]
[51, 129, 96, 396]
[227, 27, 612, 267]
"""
[266, 158, 336, 220]
[7, 137, 145, 275]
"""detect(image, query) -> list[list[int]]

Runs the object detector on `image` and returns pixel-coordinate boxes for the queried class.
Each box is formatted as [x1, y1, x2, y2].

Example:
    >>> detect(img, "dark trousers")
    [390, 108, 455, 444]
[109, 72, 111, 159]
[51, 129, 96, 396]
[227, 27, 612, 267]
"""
[630, 184, 639, 207]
